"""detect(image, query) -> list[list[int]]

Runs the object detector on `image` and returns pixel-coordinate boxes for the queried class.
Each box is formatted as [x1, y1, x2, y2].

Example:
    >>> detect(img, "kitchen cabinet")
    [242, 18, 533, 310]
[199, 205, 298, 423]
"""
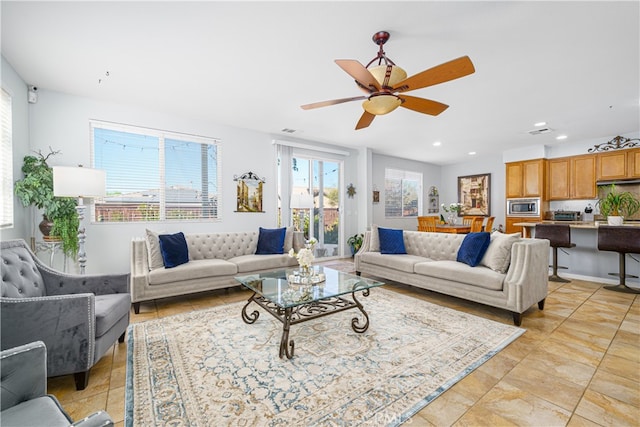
[597, 151, 627, 181]
[571, 155, 596, 199]
[505, 159, 544, 198]
[548, 158, 570, 200]
[547, 155, 596, 200]
[628, 148, 640, 178]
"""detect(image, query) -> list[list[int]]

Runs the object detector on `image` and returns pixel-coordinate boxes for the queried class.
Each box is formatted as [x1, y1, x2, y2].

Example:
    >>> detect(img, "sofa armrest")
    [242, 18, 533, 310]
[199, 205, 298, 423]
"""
[1, 295, 95, 376]
[130, 238, 151, 304]
[0, 341, 47, 410]
[41, 268, 129, 297]
[354, 231, 372, 272]
[504, 239, 550, 310]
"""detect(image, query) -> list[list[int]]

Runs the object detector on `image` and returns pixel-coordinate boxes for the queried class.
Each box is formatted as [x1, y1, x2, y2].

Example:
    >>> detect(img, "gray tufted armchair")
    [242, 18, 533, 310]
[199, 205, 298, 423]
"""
[1, 341, 114, 426]
[0, 239, 130, 390]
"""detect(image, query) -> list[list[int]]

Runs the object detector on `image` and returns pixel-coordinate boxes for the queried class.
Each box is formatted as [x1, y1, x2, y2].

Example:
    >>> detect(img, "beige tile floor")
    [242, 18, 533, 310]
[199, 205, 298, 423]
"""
[48, 260, 639, 426]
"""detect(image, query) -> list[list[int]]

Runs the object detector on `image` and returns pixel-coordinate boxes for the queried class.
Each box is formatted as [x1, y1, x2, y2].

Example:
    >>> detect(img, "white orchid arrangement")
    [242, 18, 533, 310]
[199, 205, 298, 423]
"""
[441, 202, 463, 213]
[288, 239, 317, 268]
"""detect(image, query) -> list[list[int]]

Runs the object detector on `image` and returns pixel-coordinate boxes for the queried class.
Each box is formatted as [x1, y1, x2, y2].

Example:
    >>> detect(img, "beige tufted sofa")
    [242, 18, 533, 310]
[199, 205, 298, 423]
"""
[355, 229, 550, 326]
[130, 230, 304, 313]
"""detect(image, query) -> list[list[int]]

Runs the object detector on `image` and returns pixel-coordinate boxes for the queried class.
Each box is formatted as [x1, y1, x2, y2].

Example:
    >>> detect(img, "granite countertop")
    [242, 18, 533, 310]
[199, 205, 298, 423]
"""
[513, 221, 640, 228]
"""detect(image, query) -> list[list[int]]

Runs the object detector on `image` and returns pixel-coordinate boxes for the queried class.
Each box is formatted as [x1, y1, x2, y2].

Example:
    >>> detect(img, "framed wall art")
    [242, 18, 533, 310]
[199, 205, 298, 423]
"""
[457, 173, 490, 216]
[234, 171, 265, 213]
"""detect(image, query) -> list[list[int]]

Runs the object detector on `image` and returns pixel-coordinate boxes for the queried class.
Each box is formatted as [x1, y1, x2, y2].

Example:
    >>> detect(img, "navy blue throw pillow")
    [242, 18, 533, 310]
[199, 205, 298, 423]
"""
[256, 227, 287, 255]
[158, 232, 189, 268]
[378, 227, 407, 255]
[457, 232, 491, 267]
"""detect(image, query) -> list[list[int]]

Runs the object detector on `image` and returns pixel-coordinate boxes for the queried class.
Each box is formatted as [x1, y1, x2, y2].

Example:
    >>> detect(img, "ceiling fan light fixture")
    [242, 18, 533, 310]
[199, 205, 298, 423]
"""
[362, 94, 402, 115]
[368, 64, 407, 87]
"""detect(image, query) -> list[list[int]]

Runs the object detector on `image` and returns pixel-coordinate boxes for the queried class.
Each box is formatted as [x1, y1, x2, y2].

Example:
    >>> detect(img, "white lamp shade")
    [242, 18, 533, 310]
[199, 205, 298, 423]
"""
[53, 166, 106, 198]
[290, 192, 314, 208]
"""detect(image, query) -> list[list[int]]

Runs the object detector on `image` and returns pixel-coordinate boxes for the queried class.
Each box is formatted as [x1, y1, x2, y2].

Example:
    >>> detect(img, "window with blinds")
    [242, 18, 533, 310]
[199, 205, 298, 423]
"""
[1, 88, 13, 228]
[384, 168, 422, 218]
[91, 121, 221, 222]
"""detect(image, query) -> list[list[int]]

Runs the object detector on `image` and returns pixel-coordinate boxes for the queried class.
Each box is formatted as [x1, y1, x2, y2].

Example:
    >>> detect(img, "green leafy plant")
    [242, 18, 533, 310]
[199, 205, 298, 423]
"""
[14, 149, 79, 258]
[596, 184, 640, 218]
[347, 233, 364, 256]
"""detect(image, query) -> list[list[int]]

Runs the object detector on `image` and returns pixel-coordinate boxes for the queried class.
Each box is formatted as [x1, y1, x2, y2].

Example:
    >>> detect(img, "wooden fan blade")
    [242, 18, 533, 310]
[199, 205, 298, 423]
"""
[355, 111, 375, 130]
[399, 95, 449, 116]
[301, 95, 366, 110]
[335, 59, 380, 91]
[393, 56, 475, 93]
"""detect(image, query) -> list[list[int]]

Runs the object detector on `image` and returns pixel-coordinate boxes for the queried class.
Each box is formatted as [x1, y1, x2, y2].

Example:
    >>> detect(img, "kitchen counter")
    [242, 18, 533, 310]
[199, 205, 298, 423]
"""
[513, 221, 640, 237]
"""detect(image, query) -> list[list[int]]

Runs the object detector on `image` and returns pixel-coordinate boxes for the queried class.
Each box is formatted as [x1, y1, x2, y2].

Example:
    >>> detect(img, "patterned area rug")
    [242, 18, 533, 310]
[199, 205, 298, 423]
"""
[126, 288, 524, 426]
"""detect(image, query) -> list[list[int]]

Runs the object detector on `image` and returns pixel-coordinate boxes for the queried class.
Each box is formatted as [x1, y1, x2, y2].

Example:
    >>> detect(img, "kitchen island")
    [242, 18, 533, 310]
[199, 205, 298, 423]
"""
[512, 221, 640, 287]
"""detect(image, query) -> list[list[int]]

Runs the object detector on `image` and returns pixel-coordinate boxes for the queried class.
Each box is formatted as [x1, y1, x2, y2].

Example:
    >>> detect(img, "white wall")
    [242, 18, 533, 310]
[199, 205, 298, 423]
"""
[440, 153, 507, 231]
[1, 56, 30, 241]
[25, 89, 359, 274]
[370, 153, 441, 230]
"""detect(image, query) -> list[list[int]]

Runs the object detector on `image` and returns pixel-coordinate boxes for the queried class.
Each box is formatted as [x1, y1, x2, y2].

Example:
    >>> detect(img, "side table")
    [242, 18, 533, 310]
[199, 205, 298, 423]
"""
[35, 240, 67, 272]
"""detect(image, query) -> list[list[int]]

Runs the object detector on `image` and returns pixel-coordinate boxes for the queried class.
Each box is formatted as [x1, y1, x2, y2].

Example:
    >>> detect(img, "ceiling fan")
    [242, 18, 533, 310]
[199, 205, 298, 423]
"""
[301, 31, 475, 130]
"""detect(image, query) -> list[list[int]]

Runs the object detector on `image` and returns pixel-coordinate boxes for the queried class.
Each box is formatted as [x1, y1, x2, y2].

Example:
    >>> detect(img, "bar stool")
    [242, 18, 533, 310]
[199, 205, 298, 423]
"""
[597, 226, 640, 294]
[535, 224, 575, 283]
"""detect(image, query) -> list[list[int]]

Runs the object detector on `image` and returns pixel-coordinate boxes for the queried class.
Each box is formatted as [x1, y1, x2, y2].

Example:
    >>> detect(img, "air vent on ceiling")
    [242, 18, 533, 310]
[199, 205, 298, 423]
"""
[281, 128, 297, 134]
[528, 127, 553, 135]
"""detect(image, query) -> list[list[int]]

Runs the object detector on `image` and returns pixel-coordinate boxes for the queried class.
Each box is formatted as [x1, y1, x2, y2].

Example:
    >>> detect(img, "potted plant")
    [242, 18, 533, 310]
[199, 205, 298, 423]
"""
[347, 233, 364, 256]
[596, 184, 640, 225]
[14, 149, 79, 257]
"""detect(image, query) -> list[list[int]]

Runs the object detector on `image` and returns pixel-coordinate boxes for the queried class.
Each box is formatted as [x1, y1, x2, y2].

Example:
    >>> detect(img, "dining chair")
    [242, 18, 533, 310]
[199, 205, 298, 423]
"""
[470, 217, 484, 232]
[484, 216, 495, 232]
[417, 216, 437, 232]
[462, 216, 477, 226]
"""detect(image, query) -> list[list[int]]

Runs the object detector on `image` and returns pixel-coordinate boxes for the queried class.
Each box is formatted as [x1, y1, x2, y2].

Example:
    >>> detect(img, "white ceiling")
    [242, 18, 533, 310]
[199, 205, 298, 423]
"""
[2, 1, 639, 165]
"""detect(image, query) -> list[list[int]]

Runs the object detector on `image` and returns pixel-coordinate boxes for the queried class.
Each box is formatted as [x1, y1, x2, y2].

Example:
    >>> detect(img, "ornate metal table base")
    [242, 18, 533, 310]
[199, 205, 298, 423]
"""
[241, 288, 371, 359]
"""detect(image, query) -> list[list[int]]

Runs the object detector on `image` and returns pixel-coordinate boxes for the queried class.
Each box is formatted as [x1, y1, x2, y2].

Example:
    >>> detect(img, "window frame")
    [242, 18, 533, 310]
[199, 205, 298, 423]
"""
[1, 87, 13, 228]
[384, 168, 422, 218]
[90, 120, 222, 223]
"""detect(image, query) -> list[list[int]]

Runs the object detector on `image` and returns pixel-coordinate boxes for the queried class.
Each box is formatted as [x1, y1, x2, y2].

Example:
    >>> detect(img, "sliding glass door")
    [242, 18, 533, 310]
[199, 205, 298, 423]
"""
[290, 156, 341, 259]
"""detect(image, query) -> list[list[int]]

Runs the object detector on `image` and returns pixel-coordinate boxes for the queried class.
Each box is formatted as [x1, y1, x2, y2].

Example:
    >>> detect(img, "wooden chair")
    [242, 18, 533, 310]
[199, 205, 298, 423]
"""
[470, 217, 484, 232]
[462, 216, 478, 226]
[484, 216, 495, 232]
[417, 216, 437, 232]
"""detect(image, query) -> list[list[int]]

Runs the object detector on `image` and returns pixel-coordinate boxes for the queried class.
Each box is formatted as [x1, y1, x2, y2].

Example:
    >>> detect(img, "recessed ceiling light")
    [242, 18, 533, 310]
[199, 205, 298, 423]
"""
[534, 121, 547, 127]
[468, 151, 476, 155]
[433, 141, 441, 146]
[556, 135, 568, 140]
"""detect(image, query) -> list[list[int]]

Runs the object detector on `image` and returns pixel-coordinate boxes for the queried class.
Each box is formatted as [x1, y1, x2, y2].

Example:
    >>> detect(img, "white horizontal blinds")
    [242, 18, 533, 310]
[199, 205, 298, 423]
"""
[384, 168, 422, 218]
[1, 88, 13, 228]
[164, 137, 219, 219]
[90, 120, 221, 222]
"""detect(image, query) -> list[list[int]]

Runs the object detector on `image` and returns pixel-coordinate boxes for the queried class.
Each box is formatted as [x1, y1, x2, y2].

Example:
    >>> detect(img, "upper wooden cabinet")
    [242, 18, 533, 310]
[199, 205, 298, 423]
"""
[627, 148, 640, 178]
[506, 159, 544, 198]
[547, 155, 596, 200]
[597, 151, 628, 180]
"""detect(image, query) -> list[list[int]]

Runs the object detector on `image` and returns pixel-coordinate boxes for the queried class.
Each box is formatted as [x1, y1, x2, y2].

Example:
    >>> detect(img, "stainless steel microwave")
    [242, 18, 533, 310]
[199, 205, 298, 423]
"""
[507, 198, 540, 217]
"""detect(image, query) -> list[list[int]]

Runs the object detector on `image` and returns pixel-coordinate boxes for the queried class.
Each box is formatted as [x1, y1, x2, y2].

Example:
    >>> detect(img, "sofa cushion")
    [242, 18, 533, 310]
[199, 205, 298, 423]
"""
[359, 252, 429, 273]
[148, 259, 238, 285]
[481, 232, 521, 273]
[414, 260, 505, 291]
[159, 232, 190, 268]
[457, 232, 491, 267]
[0, 246, 45, 298]
[145, 229, 165, 271]
[94, 294, 131, 338]
[0, 396, 72, 427]
[378, 227, 407, 254]
[256, 227, 287, 255]
[230, 254, 298, 273]
[369, 224, 381, 252]
[283, 227, 294, 252]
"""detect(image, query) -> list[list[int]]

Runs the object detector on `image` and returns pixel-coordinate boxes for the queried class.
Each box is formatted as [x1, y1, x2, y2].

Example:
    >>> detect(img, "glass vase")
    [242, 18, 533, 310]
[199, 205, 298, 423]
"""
[447, 213, 457, 225]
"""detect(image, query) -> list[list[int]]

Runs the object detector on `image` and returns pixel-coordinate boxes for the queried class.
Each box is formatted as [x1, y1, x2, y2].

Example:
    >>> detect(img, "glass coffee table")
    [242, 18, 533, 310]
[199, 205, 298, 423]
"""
[235, 266, 385, 359]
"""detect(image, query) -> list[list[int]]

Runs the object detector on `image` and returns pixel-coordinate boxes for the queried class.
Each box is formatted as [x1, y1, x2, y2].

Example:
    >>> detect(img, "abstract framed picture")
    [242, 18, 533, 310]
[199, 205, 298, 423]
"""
[458, 173, 490, 216]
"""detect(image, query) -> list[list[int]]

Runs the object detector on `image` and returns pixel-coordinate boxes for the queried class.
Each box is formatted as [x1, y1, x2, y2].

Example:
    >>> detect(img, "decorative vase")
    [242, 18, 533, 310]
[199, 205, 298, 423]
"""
[299, 264, 313, 280]
[447, 213, 457, 226]
[39, 215, 54, 237]
[607, 215, 624, 226]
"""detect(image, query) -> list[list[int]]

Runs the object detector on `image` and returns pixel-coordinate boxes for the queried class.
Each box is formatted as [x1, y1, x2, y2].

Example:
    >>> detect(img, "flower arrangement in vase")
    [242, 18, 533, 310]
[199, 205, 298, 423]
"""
[441, 203, 463, 225]
[288, 238, 317, 278]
